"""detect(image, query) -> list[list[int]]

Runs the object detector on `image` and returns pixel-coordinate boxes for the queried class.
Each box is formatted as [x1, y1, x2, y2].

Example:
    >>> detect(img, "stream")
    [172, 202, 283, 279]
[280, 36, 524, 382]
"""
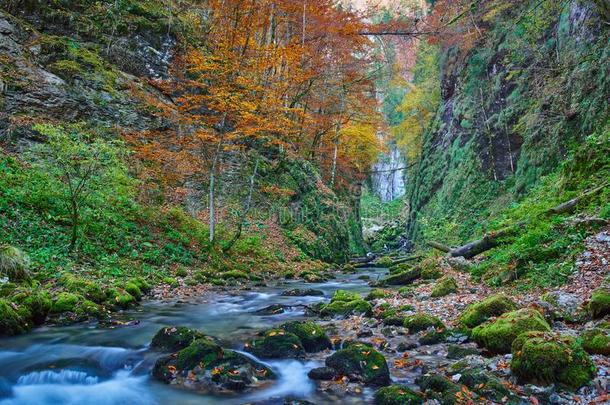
[0, 269, 388, 405]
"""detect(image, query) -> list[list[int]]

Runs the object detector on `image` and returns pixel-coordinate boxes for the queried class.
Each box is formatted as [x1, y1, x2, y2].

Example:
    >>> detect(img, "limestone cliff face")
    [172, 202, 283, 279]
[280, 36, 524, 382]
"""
[406, 0, 609, 245]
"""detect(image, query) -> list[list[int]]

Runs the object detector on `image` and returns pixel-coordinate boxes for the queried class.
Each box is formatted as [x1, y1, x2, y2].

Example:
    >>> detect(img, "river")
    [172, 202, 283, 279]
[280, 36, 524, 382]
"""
[0, 269, 387, 405]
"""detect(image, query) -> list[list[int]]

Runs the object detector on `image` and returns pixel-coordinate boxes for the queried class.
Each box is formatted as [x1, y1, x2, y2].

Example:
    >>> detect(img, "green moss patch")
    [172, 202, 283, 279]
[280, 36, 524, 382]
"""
[403, 313, 444, 333]
[325, 343, 390, 386]
[580, 328, 610, 355]
[458, 294, 518, 329]
[244, 329, 305, 359]
[430, 277, 458, 297]
[374, 384, 423, 405]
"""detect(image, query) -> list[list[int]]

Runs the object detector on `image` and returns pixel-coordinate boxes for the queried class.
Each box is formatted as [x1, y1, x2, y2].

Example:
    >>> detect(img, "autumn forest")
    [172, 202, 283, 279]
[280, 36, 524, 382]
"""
[0, 0, 609, 404]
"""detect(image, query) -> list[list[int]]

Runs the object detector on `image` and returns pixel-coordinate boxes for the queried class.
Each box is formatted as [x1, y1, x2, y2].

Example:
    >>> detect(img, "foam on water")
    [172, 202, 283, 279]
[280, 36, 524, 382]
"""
[17, 370, 98, 386]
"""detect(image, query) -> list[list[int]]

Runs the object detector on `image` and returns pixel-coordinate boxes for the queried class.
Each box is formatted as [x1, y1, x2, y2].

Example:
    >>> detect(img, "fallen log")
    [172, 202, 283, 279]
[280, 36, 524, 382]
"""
[427, 183, 608, 259]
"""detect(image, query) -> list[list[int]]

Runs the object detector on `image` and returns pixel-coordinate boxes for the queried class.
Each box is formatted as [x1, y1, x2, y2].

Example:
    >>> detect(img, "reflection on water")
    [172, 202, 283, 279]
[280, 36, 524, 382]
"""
[0, 269, 386, 405]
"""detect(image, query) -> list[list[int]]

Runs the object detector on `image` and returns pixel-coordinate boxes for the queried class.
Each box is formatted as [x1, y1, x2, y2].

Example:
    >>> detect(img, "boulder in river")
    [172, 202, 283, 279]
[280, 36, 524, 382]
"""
[254, 304, 286, 315]
[244, 329, 305, 359]
[281, 288, 324, 297]
[415, 374, 461, 404]
[472, 308, 550, 354]
[307, 366, 337, 380]
[403, 313, 444, 334]
[280, 321, 332, 352]
[510, 331, 596, 390]
[153, 337, 276, 394]
[324, 343, 390, 386]
[151, 326, 207, 352]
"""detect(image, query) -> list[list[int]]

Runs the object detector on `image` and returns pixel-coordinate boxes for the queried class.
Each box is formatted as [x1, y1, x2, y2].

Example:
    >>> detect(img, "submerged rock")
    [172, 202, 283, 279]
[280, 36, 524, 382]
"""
[374, 384, 423, 404]
[324, 343, 390, 386]
[153, 338, 276, 394]
[244, 329, 305, 359]
[471, 308, 550, 354]
[446, 345, 479, 359]
[510, 331, 596, 390]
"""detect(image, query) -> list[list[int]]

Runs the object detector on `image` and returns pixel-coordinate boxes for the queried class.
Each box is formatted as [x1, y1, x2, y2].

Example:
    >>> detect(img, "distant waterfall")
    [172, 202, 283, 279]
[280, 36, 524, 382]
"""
[371, 140, 406, 202]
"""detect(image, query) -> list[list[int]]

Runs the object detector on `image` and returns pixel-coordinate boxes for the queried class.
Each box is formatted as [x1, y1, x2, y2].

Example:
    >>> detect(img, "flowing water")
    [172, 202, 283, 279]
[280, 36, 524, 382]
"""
[0, 269, 387, 405]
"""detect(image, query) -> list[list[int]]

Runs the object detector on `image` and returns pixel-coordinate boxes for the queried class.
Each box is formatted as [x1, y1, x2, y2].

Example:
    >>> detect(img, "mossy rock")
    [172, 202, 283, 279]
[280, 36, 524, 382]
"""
[588, 288, 610, 319]
[511, 331, 596, 389]
[221, 270, 249, 280]
[375, 256, 395, 267]
[472, 308, 551, 354]
[420, 258, 443, 280]
[280, 321, 331, 353]
[419, 329, 448, 345]
[301, 272, 325, 283]
[388, 262, 414, 274]
[398, 286, 415, 298]
[58, 273, 105, 303]
[403, 313, 444, 333]
[51, 292, 82, 313]
[176, 338, 224, 370]
[244, 329, 305, 359]
[12, 289, 52, 325]
[430, 277, 458, 298]
[374, 384, 423, 405]
[162, 277, 178, 286]
[151, 326, 207, 351]
[153, 343, 276, 393]
[446, 345, 479, 359]
[124, 282, 142, 301]
[366, 289, 391, 301]
[320, 290, 373, 317]
[458, 294, 518, 329]
[325, 343, 390, 386]
[281, 288, 324, 297]
[457, 368, 516, 403]
[0, 299, 31, 336]
[74, 300, 100, 319]
[415, 374, 461, 405]
[107, 289, 137, 309]
[381, 267, 421, 286]
[580, 328, 610, 355]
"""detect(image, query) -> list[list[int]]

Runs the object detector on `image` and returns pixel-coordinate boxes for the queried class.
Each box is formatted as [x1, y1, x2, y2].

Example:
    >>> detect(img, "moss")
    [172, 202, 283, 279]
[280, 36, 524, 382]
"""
[0, 245, 30, 281]
[244, 329, 305, 359]
[320, 290, 373, 317]
[580, 328, 610, 355]
[107, 289, 136, 309]
[124, 282, 142, 301]
[419, 329, 448, 345]
[472, 308, 551, 354]
[398, 286, 415, 297]
[588, 288, 610, 319]
[48, 59, 83, 81]
[280, 321, 331, 352]
[51, 292, 81, 313]
[374, 385, 423, 405]
[325, 343, 390, 386]
[403, 313, 444, 333]
[175, 267, 188, 277]
[381, 267, 421, 286]
[511, 332, 596, 389]
[74, 299, 100, 319]
[162, 277, 178, 286]
[302, 271, 325, 283]
[0, 299, 30, 336]
[389, 262, 414, 274]
[176, 338, 224, 370]
[458, 294, 518, 329]
[446, 345, 479, 359]
[415, 374, 461, 404]
[58, 273, 105, 303]
[419, 258, 443, 280]
[366, 289, 391, 300]
[376, 256, 394, 267]
[12, 289, 52, 325]
[430, 277, 458, 297]
[221, 270, 249, 280]
[151, 326, 207, 351]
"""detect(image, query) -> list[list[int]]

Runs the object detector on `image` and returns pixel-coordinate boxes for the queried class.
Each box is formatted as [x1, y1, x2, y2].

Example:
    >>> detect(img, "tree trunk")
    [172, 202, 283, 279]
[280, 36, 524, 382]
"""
[223, 157, 259, 252]
[69, 199, 79, 252]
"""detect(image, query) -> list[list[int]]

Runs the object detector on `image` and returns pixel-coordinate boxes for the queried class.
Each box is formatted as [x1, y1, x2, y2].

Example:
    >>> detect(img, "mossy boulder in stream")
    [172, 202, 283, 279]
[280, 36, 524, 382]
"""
[458, 294, 518, 329]
[472, 308, 551, 354]
[50, 292, 81, 313]
[153, 338, 276, 394]
[403, 313, 444, 333]
[325, 343, 390, 386]
[244, 329, 305, 359]
[280, 321, 331, 352]
[11, 289, 52, 325]
[588, 288, 610, 319]
[320, 290, 372, 317]
[511, 332, 596, 389]
[430, 277, 458, 297]
[580, 328, 610, 355]
[151, 326, 207, 351]
[374, 385, 423, 405]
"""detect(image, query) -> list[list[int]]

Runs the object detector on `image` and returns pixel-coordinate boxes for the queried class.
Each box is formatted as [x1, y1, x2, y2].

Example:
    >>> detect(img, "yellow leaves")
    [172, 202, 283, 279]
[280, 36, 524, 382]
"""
[167, 365, 177, 374]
